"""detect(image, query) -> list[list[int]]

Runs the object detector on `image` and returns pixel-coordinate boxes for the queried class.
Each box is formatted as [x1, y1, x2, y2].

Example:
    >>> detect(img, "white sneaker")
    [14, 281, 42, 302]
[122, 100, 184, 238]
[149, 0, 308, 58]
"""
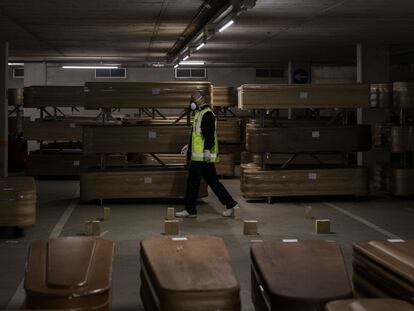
[222, 205, 240, 217]
[175, 210, 197, 218]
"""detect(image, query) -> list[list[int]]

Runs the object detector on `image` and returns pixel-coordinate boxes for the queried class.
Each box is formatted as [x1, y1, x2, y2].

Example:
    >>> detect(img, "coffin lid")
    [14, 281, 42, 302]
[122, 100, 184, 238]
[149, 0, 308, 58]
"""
[251, 240, 352, 301]
[25, 237, 114, 297]
[353, 240, 414, 283]
[326, 299, 414, 311]
[140, 235, 239, 293]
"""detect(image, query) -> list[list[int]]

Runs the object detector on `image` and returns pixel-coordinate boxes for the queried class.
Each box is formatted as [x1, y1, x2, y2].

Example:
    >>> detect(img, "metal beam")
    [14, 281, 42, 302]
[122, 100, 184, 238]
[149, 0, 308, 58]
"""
[166, 0, 232, 62]
[0, 42, 8, 177]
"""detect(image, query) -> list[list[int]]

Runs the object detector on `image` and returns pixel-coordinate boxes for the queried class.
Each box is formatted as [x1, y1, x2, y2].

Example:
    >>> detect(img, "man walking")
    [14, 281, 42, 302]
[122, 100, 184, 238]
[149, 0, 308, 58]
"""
[175, 91, 239, 218]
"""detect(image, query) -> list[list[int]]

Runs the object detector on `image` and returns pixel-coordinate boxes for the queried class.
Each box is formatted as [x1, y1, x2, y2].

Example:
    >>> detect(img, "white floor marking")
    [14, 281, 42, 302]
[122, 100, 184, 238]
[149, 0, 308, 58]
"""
[7, 189, 79, 309]
[323, 202, 402, 239]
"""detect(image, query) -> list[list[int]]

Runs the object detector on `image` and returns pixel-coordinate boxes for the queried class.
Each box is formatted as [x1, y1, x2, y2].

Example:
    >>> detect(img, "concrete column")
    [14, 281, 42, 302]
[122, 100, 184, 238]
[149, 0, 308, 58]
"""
[356, 43, 390, 169]
[0, 42, 8, 177]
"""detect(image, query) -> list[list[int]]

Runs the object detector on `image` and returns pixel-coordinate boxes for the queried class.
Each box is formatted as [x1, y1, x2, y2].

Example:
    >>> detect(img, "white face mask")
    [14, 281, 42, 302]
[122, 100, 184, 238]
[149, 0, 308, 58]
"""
[190, 101, 199, 111]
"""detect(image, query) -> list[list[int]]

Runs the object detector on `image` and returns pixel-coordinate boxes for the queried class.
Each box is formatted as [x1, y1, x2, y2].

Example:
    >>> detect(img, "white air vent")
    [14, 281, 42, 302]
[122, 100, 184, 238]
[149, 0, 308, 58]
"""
[175, 67, 206, 79]
[13, 67, 24, 78]
[95, 68, 127, 79]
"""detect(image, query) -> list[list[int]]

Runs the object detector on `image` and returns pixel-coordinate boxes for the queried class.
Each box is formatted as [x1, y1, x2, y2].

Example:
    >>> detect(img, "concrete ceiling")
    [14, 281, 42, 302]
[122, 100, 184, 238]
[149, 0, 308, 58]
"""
[1, 0, 414, 65]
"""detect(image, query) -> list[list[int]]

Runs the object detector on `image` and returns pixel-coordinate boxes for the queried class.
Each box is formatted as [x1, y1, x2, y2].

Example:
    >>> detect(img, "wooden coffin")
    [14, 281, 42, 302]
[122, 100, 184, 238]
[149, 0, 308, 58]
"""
[83, 125, 190, 154]
[241, 166, 369, 198]
[85, 81, 212, 109]
[212, 86, 236, 107]
[389, 167, 414, 196]
[374, 124, 414, 153]
[393, 82, 414, 109]
[80, 168, 208, 201]
[325, 299, 414, 311]
[141, 153, 235, 177]
[238, 84, 369, 109]
[0, 177, 36, 227]
[23, 119, 84, 141]
[246, 125, 372, 153]
[220, 144, 245, 163]
[218, 119, 241, 144]
[26, 152, 125, 177]
[8, 88, 24, 106]
[370, 83, 393, 108]
[25, 237, 114, 310]
[140, 235, 241, 311]
[24, 86, 85, 108]
[249, 153, 344, 166]
[353, 240, 414, 303]
[251, 240, 352, 311]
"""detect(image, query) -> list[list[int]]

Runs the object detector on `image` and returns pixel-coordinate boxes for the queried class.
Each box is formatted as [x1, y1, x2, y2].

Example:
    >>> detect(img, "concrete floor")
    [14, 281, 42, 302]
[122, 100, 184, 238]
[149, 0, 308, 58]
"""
[1, 178, 414, 310]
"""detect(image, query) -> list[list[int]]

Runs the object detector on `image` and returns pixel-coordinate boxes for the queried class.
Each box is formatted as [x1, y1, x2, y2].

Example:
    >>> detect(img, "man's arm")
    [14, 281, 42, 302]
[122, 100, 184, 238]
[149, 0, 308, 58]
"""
[200, 111, 216, 150]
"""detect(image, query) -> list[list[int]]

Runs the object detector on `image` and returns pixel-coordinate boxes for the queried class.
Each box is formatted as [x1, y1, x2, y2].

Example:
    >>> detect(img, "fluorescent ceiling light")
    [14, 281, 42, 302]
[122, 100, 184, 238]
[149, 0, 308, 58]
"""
[62, 65, 119, 69]
[8, 62, 24, 66]
[179, 61, 205, 66]
[174, 64, 179, 68]
[182, 55, 190, 61]
[219, 20, 234, 32]
[196, 43, 205, 51]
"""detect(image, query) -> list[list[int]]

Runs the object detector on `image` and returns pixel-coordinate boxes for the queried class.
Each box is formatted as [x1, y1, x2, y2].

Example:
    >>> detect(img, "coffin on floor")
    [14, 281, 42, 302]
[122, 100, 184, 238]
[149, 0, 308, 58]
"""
[352, 240, 414, 304]
[80, 168, 208, 201]
[0, 177, 36, 227]
[140, 235, 241, 311]
[24, 237, 114, 310]
[251, 240, 352, 311]
[326, 299, 414, 311]
[84, 82, 212, 109]
[241, 165, 369, 198]
[246, 125, 372, 153]
[238, 84, 369, 109]
[83, 125, 190, 154]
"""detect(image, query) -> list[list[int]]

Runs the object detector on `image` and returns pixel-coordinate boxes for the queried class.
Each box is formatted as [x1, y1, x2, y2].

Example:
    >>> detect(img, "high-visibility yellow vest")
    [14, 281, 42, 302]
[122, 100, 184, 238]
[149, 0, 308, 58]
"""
[191, 107, 219, 163]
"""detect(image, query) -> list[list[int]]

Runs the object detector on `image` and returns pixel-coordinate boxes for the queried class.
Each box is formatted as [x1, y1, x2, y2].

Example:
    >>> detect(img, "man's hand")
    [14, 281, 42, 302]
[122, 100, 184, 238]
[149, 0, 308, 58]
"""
[181, 144, 188, 155]
[203, 150, 211, 162]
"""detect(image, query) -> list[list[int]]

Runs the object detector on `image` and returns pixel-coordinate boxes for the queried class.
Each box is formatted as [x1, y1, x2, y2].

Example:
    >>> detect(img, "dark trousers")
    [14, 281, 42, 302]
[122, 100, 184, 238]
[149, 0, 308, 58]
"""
[185, 161, 237, 214]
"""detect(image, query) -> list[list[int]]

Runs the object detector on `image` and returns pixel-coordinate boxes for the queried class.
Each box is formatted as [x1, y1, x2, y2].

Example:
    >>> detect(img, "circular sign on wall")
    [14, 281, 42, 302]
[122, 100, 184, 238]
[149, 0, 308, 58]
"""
[293, 69, 310, 84]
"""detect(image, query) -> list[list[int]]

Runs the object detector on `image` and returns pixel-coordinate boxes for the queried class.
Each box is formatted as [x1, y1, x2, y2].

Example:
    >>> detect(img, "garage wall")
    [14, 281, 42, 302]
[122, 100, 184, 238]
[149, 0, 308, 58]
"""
[23, 64, 288, 87]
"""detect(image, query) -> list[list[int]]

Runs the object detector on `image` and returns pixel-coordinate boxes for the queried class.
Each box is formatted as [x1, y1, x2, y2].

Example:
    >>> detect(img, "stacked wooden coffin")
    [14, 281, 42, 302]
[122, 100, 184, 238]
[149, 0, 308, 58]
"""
[141, 153, 235, 177]
[212, 86, 236, 108]
[22, 86, 102, 177]
[238, 83, 371, 199]
[24, 237, 114, 310]
[80, 82, 217, 201]
[0, 176, 36, 229]
[373, 82, 414, 196]
[84, 81, 211, 109]
[352, 240, 414, 304]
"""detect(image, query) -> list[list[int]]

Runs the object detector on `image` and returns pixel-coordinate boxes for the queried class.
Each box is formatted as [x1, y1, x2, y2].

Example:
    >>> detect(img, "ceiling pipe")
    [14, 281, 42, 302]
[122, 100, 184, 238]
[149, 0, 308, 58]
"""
[166, 0, 232, 63]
